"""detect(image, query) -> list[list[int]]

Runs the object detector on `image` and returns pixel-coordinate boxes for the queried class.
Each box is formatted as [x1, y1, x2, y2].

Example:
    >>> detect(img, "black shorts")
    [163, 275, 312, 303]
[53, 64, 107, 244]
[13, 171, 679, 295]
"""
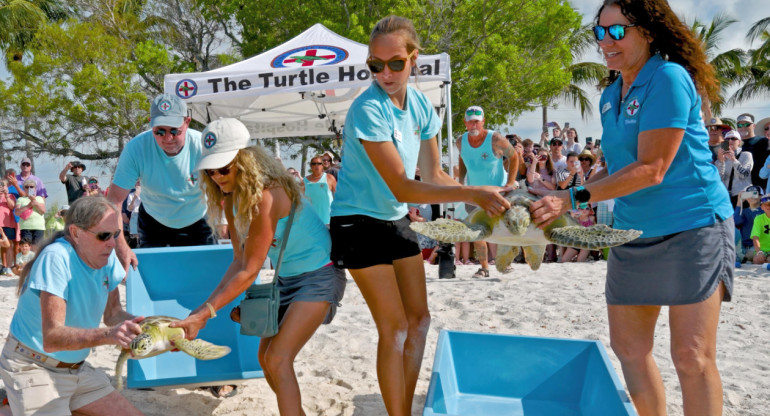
[330, 214, 421, 269]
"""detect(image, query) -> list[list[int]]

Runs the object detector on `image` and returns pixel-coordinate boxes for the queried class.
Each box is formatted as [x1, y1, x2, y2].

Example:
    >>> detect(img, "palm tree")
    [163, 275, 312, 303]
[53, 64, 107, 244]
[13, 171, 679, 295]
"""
[690, 13, 744, 118]
[729, 17, 770, 105]
[0, 0, 67, 63]
[541, 23, 608, 126]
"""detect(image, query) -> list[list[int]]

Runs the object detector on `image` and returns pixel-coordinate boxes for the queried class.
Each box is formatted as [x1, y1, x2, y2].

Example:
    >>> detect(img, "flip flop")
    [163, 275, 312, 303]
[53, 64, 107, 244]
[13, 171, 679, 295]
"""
[208, 385, 239, 398]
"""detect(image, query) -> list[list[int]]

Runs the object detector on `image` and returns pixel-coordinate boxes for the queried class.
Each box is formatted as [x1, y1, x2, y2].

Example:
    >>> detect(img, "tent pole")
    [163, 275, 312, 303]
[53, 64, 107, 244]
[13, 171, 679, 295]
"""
[446, 82, 454, 218]
[275, 140, 281, 160]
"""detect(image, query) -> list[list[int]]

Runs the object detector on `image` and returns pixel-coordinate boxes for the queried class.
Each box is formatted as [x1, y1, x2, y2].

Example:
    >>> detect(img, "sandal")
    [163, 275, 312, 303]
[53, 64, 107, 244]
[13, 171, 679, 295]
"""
[472, 268, 490, 278]
[208, 385, 239, 398]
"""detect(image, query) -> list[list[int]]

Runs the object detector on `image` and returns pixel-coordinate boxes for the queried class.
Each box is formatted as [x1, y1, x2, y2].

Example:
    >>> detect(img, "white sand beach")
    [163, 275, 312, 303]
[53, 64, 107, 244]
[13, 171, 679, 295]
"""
[0, 261, 767, 415]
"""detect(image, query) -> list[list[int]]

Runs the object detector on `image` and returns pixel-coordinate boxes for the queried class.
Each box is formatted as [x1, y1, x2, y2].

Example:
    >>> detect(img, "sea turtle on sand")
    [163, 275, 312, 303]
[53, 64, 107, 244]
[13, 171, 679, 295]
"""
[410, 190, 641, 272]
[114, 316, 231, 390]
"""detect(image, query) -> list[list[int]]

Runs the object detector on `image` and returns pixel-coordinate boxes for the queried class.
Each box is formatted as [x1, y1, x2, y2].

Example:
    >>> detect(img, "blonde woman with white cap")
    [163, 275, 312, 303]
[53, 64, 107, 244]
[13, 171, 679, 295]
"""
[171, 118, 345, 413]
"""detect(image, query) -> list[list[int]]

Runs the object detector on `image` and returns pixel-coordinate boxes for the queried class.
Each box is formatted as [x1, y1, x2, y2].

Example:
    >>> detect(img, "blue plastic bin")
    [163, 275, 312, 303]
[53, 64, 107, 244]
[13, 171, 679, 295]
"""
[423, 330, 636, 416]
[125, 245, 264, 389]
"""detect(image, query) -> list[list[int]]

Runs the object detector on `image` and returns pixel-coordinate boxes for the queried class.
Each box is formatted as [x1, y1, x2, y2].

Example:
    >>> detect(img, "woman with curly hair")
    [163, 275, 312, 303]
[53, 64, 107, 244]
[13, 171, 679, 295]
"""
[530, 1, 731, 414]
[172, 118, 345, 414]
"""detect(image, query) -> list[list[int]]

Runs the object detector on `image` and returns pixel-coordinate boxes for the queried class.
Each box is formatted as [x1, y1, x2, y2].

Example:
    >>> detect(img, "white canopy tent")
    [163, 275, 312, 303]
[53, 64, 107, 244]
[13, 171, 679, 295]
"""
[163, 23, 454, 163]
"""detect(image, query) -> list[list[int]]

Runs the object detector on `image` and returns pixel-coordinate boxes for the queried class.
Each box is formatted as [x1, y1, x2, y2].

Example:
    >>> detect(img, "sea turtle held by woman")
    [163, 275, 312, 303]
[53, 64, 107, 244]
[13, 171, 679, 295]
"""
[114, 315, 231, 390]
[410, 190, 641, 271]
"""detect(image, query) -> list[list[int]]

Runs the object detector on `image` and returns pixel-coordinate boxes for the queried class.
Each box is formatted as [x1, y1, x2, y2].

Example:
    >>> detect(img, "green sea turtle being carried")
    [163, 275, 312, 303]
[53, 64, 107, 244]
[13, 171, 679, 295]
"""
[114, 316, 231, 390]
[410, 190, 642, 272]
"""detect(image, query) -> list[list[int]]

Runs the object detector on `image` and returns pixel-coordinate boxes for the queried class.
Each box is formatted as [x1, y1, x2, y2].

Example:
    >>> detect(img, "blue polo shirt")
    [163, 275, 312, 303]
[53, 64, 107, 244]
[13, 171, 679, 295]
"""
[599, 55, 732, 238]
[331, 83, 441, 221]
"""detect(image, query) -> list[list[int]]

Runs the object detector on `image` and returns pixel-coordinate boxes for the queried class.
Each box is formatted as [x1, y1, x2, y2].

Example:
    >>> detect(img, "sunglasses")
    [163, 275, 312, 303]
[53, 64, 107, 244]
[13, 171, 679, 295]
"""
[737, 122, 752, 128]
[310, 162, 323, 166]
[728, 137, 741, 141]
[24, 186, 35, 189]
[205, 161, 234, 177]
[321, 159, 331, 163]
[466, 109, 483, 116]
[707, 126, 723, 132]
[89, 180, 98, 184]
[366, 49, 416, 74]
[592, 23, 636, 41]
[21, 162, 31, 167]
[85, 229, 122, 242]
[153, 127, 181, 137]
[551, 143, 563, 146]
[579, 158, 592, 162]
[765, 127, 769, 131]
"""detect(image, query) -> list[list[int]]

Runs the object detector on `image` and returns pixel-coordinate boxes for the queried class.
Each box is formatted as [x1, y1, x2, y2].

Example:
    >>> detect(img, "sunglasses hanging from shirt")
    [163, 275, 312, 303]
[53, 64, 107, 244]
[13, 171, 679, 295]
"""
[593, 24, 636, 41]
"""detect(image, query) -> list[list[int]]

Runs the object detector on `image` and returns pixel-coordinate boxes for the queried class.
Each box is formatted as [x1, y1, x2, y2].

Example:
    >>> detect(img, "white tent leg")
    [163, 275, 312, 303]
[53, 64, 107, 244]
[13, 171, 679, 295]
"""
[446, 83, 454, 218]
[275, 140, 281, 161]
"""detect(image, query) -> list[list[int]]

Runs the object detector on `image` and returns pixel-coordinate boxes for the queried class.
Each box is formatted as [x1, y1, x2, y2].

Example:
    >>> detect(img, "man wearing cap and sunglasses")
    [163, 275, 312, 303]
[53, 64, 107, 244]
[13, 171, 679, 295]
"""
[107, 93, 213, 270]
[735, 113, 769, 189]
[59, 161, 88, 204]
[456, 105, 520, 278]
[15, 157, 48, 199]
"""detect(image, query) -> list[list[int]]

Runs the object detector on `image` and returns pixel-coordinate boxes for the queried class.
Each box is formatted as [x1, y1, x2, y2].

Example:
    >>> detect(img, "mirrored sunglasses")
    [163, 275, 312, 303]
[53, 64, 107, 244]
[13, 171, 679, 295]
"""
[466, 109, 483, 117]
[737, 122, 752, 128]
[593, 23, 636, 41]
[86, 229, 122, 242]
[366, 49, 416, 74]
[153, 128, 181, 137]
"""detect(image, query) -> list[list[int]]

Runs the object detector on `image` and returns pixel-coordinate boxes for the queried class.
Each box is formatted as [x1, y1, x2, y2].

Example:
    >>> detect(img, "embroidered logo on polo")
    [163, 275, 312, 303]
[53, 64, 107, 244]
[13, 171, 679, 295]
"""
[158, 100, 172, 112]
[103, 275, 110, 290]
[481, 152, 490, 160]
[204, 132, 217, 149]
[175, 79, 198, 99]
[189, 173, 198, 186]
[625, 98, 641, 116]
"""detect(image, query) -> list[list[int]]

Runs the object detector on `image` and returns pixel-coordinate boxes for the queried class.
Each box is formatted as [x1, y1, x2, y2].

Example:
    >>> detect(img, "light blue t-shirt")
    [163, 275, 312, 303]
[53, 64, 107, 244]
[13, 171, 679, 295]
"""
[331, 83, 442, 221]
[113, 129, 206, 228]
[10, 238, 125, 363]
[460, 130, 506, 186]
[268, 198, 331, 277]
[304, 174, 333, 225]
[599, 54, 732, 238]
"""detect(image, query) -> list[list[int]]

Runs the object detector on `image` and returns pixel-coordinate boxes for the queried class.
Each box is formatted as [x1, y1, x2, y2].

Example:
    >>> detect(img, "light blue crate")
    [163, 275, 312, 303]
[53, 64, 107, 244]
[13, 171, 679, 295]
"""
[125, 245, 264, 389]
[424, 330, 636, 416]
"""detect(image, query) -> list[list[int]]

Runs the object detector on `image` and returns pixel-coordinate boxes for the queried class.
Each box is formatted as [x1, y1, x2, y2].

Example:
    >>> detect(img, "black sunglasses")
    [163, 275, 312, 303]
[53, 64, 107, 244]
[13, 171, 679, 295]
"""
[153, 128, 181, 137]
[24, 186, 35, 189]
[21, 162, 31, 167]
[85, 229, 121, 242]
[205, 161, 234, 177]
[593, 24, 636, 41]
[366, 49, 416, 74]
[310, 162, 323, 166]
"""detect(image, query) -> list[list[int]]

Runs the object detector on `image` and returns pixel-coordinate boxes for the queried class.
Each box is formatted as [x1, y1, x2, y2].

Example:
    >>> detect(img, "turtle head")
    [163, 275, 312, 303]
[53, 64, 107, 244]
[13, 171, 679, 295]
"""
[130, 333, 154, 357]
[503, 205, 530, 235]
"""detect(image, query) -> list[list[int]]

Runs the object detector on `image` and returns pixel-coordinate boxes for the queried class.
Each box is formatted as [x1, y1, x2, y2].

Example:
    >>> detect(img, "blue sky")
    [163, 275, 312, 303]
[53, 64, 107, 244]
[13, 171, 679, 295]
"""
[7, 0, 770, 206]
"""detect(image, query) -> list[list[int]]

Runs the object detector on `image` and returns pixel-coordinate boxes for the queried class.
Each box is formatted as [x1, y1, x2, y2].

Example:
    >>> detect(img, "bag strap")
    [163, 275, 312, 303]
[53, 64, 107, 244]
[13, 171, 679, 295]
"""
[271, 201, 297, 283]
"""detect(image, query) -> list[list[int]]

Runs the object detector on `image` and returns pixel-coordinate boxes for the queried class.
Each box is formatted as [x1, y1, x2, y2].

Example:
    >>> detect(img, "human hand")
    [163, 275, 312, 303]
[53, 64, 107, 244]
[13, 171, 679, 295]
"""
[65, 162, 73, 170]
[717, 149, 726, 162]
[533, 172, 541, 181]
[528, 188, 571, 228]
[116, 239, 138, 273]
[169, 310, 209, 340]
[7, 175, 17, 186]
[109, 316, 144, 348]
[470, 186, 511, 217]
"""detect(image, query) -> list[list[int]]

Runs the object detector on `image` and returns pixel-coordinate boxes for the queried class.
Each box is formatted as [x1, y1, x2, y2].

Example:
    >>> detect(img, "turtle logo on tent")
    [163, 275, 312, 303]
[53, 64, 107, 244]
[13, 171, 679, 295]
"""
[271, 45, 348, 68]
[176, 79, 198, 99]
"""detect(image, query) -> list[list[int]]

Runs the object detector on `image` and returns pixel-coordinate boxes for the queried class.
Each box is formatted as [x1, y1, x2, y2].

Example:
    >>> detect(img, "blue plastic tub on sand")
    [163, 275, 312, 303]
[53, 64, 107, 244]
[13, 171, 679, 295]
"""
[423, 330, 637, 416]
[125, 245, 264, 389]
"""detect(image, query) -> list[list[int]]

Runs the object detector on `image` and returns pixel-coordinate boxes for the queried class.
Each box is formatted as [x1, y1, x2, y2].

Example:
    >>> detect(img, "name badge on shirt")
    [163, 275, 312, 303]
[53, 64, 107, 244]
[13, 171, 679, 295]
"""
[393, 129, 403, 142]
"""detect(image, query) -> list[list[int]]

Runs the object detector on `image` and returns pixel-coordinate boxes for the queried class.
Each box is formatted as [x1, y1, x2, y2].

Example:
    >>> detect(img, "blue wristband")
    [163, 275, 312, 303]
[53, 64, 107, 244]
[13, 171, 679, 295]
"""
[569, 187, 577, 210]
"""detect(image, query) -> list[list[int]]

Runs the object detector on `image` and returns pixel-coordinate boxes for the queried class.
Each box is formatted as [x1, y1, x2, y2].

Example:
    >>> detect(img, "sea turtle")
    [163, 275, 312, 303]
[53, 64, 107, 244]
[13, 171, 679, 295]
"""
[114, 315, 231, 390]
[410, 190, 642, 272]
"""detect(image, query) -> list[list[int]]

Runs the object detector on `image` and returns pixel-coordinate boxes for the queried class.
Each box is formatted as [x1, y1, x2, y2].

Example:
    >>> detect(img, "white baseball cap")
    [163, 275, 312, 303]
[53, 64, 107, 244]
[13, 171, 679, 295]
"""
[724, 130, 741, 140]
[465, 106, 484, 121]
[194, 118, 251, 171]
[736, 113, 754, 124]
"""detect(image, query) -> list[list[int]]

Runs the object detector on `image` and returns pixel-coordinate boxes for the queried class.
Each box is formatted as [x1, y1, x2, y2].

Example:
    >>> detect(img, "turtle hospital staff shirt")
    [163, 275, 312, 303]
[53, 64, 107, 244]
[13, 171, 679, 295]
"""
[331, 83, 441, 221]
[10, 238, 125, 363]
[599, 54, 732, 238]
[112, 129, 206, 229]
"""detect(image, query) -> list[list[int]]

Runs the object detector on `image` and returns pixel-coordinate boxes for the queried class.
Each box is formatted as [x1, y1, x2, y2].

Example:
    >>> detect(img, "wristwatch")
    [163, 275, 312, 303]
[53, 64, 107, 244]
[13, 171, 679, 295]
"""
[573, 186, 590, 209]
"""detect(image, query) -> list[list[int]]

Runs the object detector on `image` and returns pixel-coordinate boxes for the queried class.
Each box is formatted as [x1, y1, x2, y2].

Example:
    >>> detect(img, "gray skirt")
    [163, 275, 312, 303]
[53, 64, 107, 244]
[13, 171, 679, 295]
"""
[277, 264, 347, 325]
[606, 217, 734, 305]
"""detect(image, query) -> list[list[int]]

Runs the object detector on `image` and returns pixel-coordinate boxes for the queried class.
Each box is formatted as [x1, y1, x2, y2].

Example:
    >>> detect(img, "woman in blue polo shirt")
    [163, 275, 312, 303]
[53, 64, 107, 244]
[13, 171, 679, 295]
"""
[530, 1, 732, 415]
[330, 16, 510, 415]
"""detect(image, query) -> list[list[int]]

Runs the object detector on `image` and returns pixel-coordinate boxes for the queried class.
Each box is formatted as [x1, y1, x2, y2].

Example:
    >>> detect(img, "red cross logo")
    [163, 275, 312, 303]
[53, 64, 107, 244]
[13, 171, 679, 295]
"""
[271, 238, 278, 248]
[481, 152, 490, 160]
[176, 79, 198, 98]
[159, 101, 171, 111]
[626, 99, 640, 116]
[284, 49, 336, 67]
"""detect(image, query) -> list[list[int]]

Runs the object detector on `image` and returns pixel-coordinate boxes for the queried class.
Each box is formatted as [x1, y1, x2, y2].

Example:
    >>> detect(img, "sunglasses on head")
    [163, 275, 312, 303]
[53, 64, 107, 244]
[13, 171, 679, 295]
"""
[593, 23, 636, 41]
[205, 161, 234, 177]
[85, 229, 122, 242]
[737, 122, 752, 128]
[466, 109, 483, 116]
[366, 49, 416, 74]
[153, 127, 181, 137]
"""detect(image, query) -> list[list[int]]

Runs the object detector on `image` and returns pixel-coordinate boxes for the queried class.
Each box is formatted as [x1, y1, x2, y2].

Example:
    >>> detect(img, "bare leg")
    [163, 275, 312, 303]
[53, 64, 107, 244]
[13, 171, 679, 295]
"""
[460, 242, 470, 263]
[393, 254, 430, 411]
[559, 247, 577, 263]
[473, 241, 489, 270]
[669, 284, 725, 416]
[608, 304, 666, 416]
[575, 248, 590, 262]
[349, 264, 412, 416]
[261, 301, 329, 416]
[72, 391, 143, 416]
[488, 243, 497, 261]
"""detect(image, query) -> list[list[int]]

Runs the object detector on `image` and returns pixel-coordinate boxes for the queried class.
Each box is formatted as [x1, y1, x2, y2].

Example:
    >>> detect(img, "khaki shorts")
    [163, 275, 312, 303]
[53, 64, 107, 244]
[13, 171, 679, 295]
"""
[0, 336, 114, 415]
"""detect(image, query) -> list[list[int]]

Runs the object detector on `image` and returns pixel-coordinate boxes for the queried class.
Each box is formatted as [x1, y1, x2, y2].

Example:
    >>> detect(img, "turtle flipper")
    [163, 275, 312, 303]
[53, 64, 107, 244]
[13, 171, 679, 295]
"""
[523, 245, 546, 271]
[115, 349, 130, 391]
[495, 245, 519, 273]
[174, 338, 231, 360]
[410, 218, 491, 243]
[549, 225, 642, 250]
[503, 206, 530, 236]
